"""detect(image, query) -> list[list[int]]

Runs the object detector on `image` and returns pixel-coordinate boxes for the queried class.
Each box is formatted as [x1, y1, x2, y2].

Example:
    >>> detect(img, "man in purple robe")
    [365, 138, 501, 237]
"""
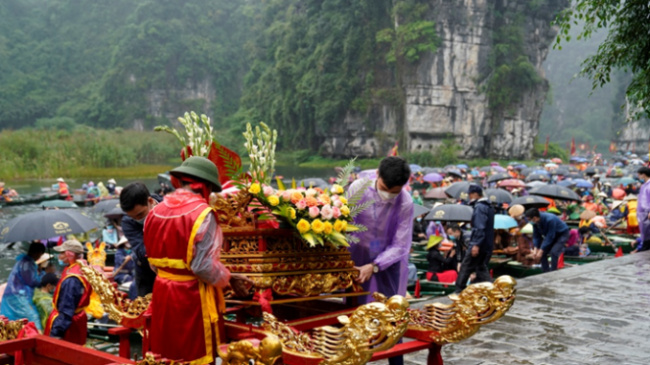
[636, 166, 650, 251]
[347, 156, 413, 365]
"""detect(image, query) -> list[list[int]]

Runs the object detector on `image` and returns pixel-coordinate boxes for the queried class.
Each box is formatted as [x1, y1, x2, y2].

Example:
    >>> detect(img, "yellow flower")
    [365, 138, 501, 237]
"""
[297, 219, 310, 234]
[311, 219, 325, 234]
[340, 220, 348, 231]
[333, 220, 344, 232]
[323, 221, 333, 235]
[268, 195, 280, 206]
[332, 184, 344, 195]
[340, 205, 350, 217]
[249, 183, 261, 194]
[338, 196, 347, 205]
[288, 207, 297, 220]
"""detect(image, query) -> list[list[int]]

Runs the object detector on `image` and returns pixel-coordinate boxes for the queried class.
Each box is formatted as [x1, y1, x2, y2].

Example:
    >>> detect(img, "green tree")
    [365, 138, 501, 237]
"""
[554, 0, 650, 119]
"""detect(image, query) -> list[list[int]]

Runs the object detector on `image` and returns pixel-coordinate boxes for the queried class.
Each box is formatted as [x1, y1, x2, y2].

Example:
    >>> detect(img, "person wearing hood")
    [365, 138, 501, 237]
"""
[454, 185, 494, 294]
[86, 181, 100, 198]
[0, 242, 46, 331]
[143, 156, 251, 364]
[106, 178, 117, 195]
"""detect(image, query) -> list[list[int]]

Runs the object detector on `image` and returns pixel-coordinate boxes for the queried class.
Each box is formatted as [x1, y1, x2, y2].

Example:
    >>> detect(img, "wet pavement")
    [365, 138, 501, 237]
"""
[398, 251, 650, 365]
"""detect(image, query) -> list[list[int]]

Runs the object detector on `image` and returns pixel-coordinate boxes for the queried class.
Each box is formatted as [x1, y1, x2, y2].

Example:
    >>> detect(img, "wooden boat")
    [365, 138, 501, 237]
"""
[0, 191, 60, 207]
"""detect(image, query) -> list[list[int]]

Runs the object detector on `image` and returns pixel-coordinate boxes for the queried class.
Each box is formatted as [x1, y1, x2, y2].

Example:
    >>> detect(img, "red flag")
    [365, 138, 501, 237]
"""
[543, 136, 549, 157]
[615, 246, 623, 257]
[570, 138, 576, 156]
[57, 236, 64, 246]
[388, 141, 399, 157]
[557, 253, 564, 269]
[414, 279, 421, 298]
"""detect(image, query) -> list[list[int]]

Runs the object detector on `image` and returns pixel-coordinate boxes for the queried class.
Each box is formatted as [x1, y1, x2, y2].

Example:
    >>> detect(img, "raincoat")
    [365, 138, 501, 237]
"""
[0, 254, 43, 331]
[636, 180, 650, 241]
[32, 289, 53, 330]
[347, 179, 414, 304]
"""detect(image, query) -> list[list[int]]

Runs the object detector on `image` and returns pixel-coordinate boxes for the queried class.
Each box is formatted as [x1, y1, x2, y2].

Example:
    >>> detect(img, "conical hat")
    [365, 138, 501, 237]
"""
[580, 209, 597, 220]
[426, 235, 444, 250]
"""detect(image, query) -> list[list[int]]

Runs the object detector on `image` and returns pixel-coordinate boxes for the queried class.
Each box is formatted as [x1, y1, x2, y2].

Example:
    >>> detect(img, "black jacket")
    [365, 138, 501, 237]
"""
[469, 199, 495, 251]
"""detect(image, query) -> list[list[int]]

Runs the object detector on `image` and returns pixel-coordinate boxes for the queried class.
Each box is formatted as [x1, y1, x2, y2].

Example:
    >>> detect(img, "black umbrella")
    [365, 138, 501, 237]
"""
[529, 185, 581, 201]
[445, 169, 462, 178]
[0, 210, 99, 243]
[510, 195, 551, 209]
[413, 204, 430, 218]
[103, 206, 125, 219]
[560, 164, 578, 173]
[566, 172, 584, 179]
[487, 173, 511, 183]
[484, 188, 513, 204]
[425, 204, 473, 222]
[444, 181, 472, 199]
[584, 166, 607, 176]
[422, 167, 444, 174]
[479, 166, 493, 173]
[41, 200, 78, 209]
[525, 173, 550, 182]
[550, 168, 569, 176]
[92, 198, 121, 214]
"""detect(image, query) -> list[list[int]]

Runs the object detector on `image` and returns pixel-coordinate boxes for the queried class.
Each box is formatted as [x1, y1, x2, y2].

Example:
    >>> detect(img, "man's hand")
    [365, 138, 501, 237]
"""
[534, 249, 543, 259]
[355, 264, 374, 284]
[471, 245, 479, 257]
[229, 273, 253, 297]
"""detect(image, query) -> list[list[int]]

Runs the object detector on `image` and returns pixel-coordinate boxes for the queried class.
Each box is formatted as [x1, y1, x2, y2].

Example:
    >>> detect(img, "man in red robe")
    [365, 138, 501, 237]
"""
[144, 156, 250, 364]
[45, 240, 91, 345]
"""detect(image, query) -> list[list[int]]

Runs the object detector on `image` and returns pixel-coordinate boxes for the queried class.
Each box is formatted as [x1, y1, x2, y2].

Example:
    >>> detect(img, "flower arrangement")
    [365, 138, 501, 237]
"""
[247, 158, 372, 248]
[154, 111, 214, 159]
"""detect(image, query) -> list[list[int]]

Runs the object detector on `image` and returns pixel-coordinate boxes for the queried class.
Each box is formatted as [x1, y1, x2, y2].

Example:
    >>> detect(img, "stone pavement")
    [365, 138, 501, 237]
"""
[387, 251, 650, 365]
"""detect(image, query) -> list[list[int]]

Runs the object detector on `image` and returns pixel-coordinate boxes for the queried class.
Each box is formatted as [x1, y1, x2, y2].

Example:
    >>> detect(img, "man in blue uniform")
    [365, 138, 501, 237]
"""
[525, 208, 570, 272]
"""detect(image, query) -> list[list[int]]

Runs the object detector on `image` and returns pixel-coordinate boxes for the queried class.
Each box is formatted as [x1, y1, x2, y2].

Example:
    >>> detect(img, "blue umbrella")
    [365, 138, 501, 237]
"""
[617, 177, 636, 186]
[410, 164, 423, 173]
[614, 162, 623, 167]
[532, 170, 549, 176]
[573, 179, 593, 189]
[456, 164, 469, 169]
[557, 180, 575, 187]
[494, 214, 518, 230]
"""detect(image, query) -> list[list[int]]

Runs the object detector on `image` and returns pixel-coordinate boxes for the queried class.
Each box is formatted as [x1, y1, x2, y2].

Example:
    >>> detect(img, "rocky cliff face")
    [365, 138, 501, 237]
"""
[320, 0, 568, 159]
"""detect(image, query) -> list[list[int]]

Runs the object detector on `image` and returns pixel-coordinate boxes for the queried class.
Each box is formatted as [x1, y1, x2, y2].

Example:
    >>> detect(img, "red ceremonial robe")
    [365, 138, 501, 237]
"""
[44, 262, 91, 345]
[144, 190, 223, 365]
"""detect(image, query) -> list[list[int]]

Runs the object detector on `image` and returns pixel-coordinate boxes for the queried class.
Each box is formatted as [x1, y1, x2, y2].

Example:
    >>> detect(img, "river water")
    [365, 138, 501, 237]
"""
[0, 165, 336, 282]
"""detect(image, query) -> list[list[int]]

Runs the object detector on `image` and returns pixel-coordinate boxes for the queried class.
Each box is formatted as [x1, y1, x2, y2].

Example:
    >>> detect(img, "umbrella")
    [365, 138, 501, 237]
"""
[525, 173, 550, 182]
[510, 195, 551, 209]
[617, 177, 636, 186]
[492, 166, 506, 172]
[566, 172, 584, 179]
[484, 189, 513, 204]
[409, 164, 423, 173]
[479, 166, 494, 173]
[299, 178, 329, 189]
[557, 180, 576, 188]
[422, 167, 444, 174]
[494, 214, 518, 230]
[103, 206, 125, 219]
[92, 198, 121, 214]
[456, 164, 469, 169]
[545, 163, 558, 169]
[514, 164, 527, 170]
[487, 173, 511, 183]
[423, 173, 443, 183]
[413, 204, 430, 218]
[424, 187, 448, 200]
[446, 169, 462, 178]
[358, 169, 377, 180]
[498, 179, 526, 188]
[444, 181, 472, 199]
[584, 166, 607, 175]
[520, 167, 542, 177]
[529, 185, 581, 201]
[41, 200, 78, 209]
[0, 210, 99, 243]
[525, 181, 548, 189]
[551, 158, 563, 164]
[550, 168, 569, 176]
[424, 204, 473, 222]
[573, 179, 593, 189]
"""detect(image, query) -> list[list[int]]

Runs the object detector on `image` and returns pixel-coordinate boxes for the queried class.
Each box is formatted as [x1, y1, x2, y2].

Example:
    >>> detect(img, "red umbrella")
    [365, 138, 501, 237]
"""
[551, 158, 563, 164]
[498, 179, 526, 188]
[424, 187, 448, 199]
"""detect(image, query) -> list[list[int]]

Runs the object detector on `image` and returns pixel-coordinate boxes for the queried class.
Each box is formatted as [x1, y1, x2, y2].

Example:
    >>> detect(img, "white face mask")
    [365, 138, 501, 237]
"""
[378, 189, 399, 200]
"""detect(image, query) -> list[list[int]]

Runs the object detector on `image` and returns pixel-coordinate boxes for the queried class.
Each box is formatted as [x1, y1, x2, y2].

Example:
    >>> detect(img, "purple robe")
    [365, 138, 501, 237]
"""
[637, 180, 650, 241]
[347, 179, 414, 304]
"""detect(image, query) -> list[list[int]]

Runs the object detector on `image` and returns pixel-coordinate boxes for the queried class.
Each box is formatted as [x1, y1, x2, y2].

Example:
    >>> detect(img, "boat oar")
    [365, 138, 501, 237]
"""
[111, 255, 132, 275]
[604, 218, 625, 234]
[597, 227, 617, 253]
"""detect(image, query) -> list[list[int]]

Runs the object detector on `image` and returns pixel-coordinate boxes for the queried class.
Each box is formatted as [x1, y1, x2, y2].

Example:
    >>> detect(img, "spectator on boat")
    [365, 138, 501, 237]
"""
[446, 223, 467, 268]
[525, 208, 570, 272]
[56, 178, 69, 197]
[426, 233, 458, 283]
[347, 156, 412, 365]
[0, 181, 18, 201]
[0, 242, 46, 331]
[622, 195, 640, 234]
[143, 157, 251, 364]
[565, 229, 580, 256]
[106, 178, 117, 195]
[412, 190, 423, 205]
[637, 166, 650, 251]
[45, 240, 92, 345]
[97, 182, 110, 197]
[33, 273, 59, 331]
[454, 185, 494, 294]
[113, 237, 135, 285]
[412, 213, 428, 243]
[120, 182, 162, 297]
[101, 224, 119, 246]
[86, 181, 100, 198]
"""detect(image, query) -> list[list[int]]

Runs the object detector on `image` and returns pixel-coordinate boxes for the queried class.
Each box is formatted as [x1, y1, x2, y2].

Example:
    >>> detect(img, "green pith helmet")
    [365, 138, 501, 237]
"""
[170, 156, 222, 192]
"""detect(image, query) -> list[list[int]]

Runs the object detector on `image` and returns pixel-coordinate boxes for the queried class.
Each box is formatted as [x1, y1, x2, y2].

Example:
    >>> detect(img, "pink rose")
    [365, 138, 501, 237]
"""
[309, 206, 320, 218]
[281, 190, 293, 201]
[332, 206, 341, 219]
[332, 198, 343, 208]
[295, 199, 308, 210]
[320, 204, 333, 220]
[263, 185, 274, 196]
